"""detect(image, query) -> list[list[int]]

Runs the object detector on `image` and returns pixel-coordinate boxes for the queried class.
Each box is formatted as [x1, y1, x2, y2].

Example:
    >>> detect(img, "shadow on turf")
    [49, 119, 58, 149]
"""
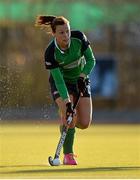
[0, 165, 140, 174]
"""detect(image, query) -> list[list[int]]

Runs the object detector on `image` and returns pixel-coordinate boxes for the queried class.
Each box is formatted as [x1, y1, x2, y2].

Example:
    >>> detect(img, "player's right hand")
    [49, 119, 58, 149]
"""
[66, 102, 74, 118]
[77, 77, 86, 94]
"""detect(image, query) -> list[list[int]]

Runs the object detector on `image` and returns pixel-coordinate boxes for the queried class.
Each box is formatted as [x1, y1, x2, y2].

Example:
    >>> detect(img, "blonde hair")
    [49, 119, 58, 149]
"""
[35, 15, 69, 33]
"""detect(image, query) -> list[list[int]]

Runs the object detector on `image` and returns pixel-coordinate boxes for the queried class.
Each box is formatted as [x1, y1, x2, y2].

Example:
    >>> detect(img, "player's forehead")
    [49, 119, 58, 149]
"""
[55, 23, 70, 32]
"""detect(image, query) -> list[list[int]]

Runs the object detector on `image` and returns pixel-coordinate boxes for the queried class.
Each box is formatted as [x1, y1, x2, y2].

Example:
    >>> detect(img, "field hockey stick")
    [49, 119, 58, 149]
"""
[48, 92, 80, 166]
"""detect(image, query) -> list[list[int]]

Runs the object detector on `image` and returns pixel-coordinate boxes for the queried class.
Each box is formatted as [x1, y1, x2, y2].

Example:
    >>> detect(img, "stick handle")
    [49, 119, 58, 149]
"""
[54, 92, 81, 158]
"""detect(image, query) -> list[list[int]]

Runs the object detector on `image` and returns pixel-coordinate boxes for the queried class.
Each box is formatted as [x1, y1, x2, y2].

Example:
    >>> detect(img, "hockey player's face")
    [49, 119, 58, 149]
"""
[54, 23, 71, 48]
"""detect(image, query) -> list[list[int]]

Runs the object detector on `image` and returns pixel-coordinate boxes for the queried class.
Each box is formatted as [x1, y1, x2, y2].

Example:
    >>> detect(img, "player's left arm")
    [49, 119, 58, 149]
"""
[81, 45, 96, 77]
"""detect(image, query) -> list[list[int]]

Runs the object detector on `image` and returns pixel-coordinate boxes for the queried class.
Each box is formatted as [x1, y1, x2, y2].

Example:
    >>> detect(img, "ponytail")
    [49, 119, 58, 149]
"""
[35, 15, 56, 27]
[35, 15, 69, 33]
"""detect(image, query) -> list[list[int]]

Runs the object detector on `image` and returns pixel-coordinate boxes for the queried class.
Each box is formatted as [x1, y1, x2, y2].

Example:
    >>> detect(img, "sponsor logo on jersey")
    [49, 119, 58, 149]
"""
[62, 57, 86, 69]
[59, 61, 64, 65]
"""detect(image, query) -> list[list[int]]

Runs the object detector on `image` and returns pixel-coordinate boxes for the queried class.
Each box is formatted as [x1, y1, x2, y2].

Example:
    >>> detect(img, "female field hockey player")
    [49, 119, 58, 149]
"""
[35, 15, 96, 165]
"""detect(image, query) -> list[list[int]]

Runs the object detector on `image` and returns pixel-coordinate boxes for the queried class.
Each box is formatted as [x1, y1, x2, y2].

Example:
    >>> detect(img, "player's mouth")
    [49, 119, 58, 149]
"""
[63, 39, 70, 45]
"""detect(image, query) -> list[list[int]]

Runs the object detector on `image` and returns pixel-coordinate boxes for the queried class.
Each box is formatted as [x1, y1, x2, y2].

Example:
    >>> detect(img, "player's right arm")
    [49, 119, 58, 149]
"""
[44, 41, 70, 103]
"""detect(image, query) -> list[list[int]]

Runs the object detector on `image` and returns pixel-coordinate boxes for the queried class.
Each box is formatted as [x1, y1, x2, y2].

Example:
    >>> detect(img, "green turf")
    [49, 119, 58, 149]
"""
[0, 122, 140, 178]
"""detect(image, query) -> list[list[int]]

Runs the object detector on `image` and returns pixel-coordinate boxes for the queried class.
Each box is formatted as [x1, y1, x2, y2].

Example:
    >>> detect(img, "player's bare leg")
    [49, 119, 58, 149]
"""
[76, 96, 92, 129]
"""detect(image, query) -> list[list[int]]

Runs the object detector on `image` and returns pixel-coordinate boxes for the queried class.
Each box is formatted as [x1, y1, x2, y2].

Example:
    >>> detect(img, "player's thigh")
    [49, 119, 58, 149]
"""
[76, 97, 93, 128]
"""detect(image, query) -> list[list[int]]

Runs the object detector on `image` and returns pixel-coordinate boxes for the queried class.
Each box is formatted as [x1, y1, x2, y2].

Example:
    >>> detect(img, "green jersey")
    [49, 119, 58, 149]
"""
[45, 30, 96, 100]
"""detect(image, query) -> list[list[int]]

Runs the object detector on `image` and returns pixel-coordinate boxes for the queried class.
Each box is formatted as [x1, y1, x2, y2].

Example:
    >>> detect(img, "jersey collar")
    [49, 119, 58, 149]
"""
[54, 38, 71, 54]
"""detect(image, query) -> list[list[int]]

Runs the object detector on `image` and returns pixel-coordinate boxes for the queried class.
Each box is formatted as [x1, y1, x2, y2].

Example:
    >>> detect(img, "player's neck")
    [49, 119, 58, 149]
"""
[55, 38, 70, 52]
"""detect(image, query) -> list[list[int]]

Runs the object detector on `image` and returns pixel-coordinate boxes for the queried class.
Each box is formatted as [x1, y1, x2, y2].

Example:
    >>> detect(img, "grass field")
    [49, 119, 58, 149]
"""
[0, 121, 140, 179]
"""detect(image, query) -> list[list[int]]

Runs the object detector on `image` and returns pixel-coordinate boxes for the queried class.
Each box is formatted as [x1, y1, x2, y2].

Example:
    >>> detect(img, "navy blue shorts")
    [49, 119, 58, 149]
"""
[49, 75, 91, 101]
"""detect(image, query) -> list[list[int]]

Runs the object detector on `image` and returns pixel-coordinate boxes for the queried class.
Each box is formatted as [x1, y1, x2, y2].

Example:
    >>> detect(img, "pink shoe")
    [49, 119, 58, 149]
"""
[63, 153, 77, 165]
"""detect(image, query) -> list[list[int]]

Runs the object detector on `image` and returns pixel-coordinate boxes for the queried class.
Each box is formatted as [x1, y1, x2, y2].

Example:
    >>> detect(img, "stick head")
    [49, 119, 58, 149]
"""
[48, 156, 61, 166]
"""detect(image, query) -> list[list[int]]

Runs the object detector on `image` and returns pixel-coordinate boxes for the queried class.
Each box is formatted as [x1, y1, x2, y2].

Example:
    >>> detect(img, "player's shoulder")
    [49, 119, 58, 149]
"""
[44, 40, 59, 69]
[45, 40, 55, 55]
[71, 30, 87, 40]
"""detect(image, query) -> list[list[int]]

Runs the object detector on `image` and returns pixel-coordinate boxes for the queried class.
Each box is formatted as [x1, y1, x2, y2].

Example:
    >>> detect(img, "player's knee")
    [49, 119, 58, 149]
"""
[81, 123, 89, 129]
[76, 121, 90, 129]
